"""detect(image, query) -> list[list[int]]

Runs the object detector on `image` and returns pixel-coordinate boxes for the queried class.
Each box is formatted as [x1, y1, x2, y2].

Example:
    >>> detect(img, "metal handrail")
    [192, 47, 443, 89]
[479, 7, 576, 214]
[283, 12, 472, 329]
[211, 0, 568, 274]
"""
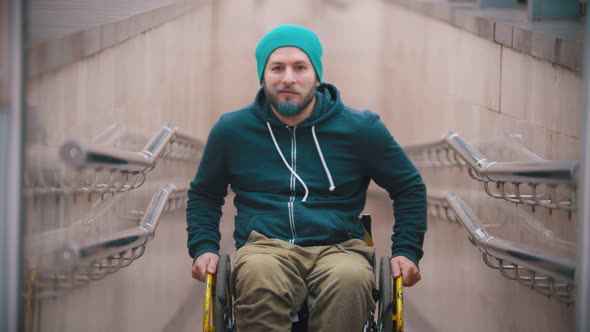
[427, 192, 576, 303]
[405, 132, 578, 212]
[29, 184, 189, 298]
[25, 125, 203, 196]
[60, 124, 204, 171]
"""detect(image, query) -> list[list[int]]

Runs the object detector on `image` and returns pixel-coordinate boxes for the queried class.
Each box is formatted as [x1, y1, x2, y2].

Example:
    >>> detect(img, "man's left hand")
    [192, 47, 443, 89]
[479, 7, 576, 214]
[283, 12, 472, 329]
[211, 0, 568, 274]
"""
[390, 256, 421, 287]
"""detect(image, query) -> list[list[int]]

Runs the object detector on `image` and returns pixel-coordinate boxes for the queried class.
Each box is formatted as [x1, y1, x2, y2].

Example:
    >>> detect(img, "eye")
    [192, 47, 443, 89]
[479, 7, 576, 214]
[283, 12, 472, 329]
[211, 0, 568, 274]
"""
[295, 65, 306, 71]
[270, 66, 283, 72]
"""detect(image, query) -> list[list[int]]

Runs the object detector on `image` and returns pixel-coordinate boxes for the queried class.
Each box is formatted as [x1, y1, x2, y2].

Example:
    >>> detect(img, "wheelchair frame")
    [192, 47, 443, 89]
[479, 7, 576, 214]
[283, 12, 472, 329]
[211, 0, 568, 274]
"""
[202, 215, 404, 332]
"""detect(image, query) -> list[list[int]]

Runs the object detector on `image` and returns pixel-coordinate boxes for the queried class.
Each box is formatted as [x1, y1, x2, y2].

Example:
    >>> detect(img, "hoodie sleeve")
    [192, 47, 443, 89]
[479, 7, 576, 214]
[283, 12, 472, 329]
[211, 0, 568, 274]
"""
[186, 115, 230, 259]
[359, 111, 427, 267]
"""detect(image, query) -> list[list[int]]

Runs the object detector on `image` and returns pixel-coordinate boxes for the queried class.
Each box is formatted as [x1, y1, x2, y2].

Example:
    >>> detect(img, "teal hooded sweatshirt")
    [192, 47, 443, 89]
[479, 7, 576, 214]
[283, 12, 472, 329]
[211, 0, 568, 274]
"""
[186, 83, 427, 266]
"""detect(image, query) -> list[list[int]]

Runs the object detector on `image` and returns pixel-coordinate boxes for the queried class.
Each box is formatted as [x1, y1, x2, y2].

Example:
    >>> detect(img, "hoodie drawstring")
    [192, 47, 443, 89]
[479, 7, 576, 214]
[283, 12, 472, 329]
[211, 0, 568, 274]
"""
[267, 122, 310, 201]
[266, 122, 337, 202]
[311, 126, 335, 192]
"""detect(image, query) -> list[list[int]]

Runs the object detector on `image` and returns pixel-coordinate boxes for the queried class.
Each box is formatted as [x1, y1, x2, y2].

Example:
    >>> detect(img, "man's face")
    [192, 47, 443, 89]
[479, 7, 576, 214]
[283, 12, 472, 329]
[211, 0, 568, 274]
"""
[262, 47, 319, 117]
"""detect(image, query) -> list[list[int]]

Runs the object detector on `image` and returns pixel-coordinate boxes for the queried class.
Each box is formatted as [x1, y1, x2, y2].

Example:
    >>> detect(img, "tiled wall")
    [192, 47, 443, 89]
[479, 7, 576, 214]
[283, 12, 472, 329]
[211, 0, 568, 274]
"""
[27, 9, 215, 145]
[383, 4, 581, 160]
[382, 3, 579, 332]
[207, 0, 385, 118]
[25, 5, 214, 332]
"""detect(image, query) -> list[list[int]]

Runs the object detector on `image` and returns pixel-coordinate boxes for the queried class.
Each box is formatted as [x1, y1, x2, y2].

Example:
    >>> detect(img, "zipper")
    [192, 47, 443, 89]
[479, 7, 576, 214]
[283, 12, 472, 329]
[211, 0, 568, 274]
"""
[288, 126, 298, 244]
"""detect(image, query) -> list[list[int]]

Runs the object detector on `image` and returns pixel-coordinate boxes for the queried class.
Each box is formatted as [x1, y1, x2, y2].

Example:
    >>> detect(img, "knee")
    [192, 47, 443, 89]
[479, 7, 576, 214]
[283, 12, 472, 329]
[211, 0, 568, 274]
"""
[233, 253, 297, 294]
[327, 263, 374, 290]
[232, 253, 304, 311]
[234, 254, 276, 286]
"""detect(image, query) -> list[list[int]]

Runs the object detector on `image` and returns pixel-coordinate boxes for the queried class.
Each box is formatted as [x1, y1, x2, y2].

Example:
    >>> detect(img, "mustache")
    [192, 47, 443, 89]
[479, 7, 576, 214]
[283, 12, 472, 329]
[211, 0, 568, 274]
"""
[272, 86, 300, 94]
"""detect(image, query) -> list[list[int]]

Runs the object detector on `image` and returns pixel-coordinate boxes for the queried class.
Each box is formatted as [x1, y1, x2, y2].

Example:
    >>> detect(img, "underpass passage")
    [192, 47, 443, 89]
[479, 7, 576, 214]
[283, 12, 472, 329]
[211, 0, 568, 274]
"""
[12, 0, 586, 331]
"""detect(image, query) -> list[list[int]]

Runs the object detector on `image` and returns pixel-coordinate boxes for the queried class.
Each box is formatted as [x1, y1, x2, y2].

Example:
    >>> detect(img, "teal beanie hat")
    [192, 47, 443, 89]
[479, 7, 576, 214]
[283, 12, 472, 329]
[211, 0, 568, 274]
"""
[255, 24, 323, 83]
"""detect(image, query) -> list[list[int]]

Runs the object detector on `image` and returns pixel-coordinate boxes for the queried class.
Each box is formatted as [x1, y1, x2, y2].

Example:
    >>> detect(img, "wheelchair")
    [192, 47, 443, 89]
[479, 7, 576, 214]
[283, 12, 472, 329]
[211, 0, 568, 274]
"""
[202, 215, 404, 332]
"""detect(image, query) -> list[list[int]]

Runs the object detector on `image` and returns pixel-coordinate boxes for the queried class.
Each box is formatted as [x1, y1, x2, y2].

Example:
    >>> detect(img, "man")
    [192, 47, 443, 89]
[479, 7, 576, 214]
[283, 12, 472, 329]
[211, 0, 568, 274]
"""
[186, 24, 426, 331]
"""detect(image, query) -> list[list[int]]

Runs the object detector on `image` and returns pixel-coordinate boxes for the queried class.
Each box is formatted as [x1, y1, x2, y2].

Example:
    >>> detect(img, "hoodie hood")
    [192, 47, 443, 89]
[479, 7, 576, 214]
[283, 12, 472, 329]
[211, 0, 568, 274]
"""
[251, 83, 344, 127]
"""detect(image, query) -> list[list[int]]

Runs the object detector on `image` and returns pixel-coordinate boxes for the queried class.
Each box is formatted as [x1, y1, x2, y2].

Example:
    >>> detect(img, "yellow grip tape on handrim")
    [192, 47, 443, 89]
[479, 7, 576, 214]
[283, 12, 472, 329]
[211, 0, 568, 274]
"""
[392, 276, 403, 332]
[203, 273, 216, 332]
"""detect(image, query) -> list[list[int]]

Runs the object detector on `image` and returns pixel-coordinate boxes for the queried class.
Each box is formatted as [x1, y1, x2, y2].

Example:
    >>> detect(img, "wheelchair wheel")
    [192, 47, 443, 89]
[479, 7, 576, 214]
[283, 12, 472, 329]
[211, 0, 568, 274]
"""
[215, 254, 234, 332]
[378, 256, 393, 332]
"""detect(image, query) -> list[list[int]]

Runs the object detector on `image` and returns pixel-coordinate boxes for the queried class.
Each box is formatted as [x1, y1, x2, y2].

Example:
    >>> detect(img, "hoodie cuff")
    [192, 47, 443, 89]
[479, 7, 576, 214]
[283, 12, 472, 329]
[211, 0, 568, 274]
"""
[192, 245, 220, 262]
[391, 249, 420, 269]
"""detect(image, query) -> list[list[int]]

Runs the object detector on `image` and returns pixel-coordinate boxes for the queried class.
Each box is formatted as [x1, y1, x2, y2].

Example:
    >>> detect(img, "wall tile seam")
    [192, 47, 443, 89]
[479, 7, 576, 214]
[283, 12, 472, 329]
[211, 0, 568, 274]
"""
[549, 131, 580, 141]
[386, 0, 582, 75]
[27, 0, 211, 79]
[498, 45, 503, 114]
[479, 103, 501, 115]
[492, 104, 580, 140]
[447, 93, 501, 114]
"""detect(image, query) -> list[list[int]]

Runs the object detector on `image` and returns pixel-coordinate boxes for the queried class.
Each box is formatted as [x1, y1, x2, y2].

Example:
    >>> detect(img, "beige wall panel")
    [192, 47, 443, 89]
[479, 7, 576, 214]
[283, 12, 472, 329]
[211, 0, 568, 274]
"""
[191, 6, 215, 141]
[385, 65, 423, 143]
[95, 47, 118, 135]
[550, 131, 580, 161]
[448, 30, 501, 112]
[501, 47, 582, 140]
[80, 56, 103, 138]
[554, 67, 582, 139]
[37, 73, 65, 143]
[209, 0, 267, 119]
[447, 99, 485, 143]
[384, 5, 427, 74]
[210, 46, 260, 110]
[318, 0, 383, 112]
[315, 1, 382, 50]
[528, 203, 577, 244]
[61, 64, 82, 138]
[259, 1, 317, 31]
[498, 115, 553, 159]
[324, 52, 382, 113]
[501, 47, 530, 121]
[382, 5, 433, 143]
[383, 4, 501, 144]
[421, 19, 454, 94]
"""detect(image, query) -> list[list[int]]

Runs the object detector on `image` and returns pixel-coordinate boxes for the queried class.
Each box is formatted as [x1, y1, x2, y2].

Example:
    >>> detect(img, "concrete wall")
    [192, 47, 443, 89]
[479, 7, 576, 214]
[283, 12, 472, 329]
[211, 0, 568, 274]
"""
[383, 5, 581, 160]
[25, 3, 215, 332]
[24, 0, 580, 331]
[207, 0, 384, 118]
[381, 3, 579, 332]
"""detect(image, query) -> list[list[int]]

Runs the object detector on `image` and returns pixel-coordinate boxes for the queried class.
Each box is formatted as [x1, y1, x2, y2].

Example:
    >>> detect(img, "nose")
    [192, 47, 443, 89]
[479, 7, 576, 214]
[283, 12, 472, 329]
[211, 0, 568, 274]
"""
[282, 67, 296, 85]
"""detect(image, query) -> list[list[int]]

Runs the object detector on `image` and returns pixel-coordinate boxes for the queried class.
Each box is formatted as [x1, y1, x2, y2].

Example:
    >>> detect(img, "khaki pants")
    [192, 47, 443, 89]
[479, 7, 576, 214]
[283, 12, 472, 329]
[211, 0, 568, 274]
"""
[231, 231, 376, 332]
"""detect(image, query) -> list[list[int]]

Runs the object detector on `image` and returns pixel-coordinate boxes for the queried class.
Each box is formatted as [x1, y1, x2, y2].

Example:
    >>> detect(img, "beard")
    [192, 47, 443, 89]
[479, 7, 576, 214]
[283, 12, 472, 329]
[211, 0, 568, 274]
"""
[264, 84, 316, 117]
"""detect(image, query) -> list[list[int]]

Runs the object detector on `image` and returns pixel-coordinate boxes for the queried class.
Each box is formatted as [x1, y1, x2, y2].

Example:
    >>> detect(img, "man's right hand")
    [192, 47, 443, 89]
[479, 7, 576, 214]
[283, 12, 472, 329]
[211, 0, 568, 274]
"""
[192, 253, 219, 282]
